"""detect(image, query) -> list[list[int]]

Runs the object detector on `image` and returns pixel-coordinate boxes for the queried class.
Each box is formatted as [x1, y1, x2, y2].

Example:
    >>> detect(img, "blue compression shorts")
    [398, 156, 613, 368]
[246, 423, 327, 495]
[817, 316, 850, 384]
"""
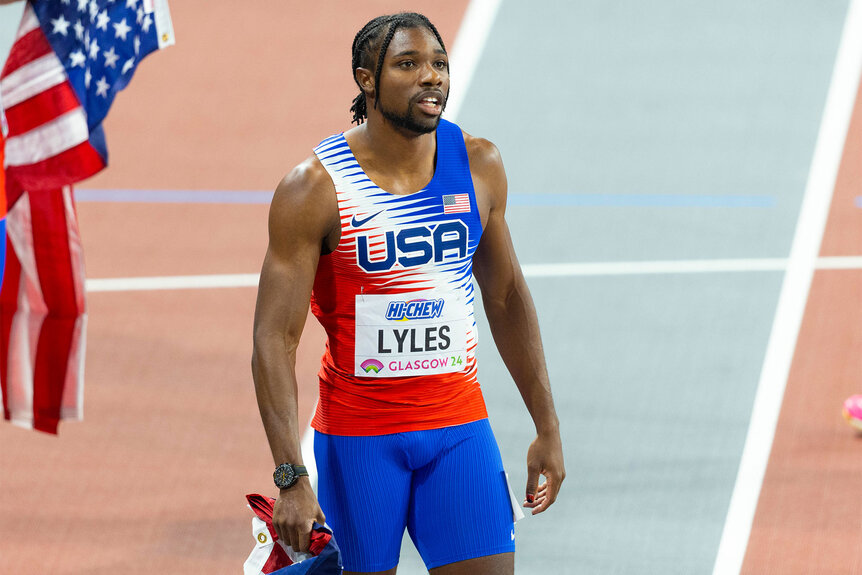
[314, 418, 516, 572]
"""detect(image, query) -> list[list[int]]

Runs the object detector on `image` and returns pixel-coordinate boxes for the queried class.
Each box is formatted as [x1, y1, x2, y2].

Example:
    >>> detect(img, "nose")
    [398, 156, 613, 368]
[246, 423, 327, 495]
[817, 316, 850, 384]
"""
[420, 62, 443, 87]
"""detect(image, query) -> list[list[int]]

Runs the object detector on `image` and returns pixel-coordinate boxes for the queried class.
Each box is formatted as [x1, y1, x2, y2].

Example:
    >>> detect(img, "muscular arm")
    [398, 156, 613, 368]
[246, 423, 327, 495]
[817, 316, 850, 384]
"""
[468, 137, 566, 514]
[251, 157, 337, 551]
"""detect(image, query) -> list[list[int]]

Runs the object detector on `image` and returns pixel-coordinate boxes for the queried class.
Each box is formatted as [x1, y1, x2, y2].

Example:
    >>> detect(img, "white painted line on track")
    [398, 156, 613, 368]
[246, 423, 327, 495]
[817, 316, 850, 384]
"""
[82, 257, 862, 293]
[520, 258, 788, 277]
[443, 0, 503, 122]
[711, 1, 862, 574]
[816, 255, 862, 270]
[85, 273, 259, 292]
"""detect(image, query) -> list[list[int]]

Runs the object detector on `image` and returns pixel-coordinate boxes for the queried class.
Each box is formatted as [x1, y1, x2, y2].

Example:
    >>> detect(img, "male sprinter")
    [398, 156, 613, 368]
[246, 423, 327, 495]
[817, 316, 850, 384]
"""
[252, 13, 565, 575]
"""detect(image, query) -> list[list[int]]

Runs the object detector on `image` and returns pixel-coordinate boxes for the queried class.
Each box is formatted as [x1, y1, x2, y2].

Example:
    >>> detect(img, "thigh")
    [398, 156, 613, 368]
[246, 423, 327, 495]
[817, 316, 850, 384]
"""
[430, 552, 514, 575]
[314, 431, 412, 573]
[407, 419, 516, 570]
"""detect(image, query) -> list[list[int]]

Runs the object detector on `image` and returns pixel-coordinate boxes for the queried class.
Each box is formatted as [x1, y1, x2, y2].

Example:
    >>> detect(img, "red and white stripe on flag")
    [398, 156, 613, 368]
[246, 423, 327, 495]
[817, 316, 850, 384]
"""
[442, 193, 470, 214]
[0, 6, 90, 433]
[0, 4, 105, 195]
[0, 185, 86, 433]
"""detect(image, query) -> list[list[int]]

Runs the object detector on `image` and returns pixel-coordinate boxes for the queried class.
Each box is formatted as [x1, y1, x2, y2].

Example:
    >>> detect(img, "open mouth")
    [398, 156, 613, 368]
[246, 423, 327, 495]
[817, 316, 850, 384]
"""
[415, 93, 444, 115]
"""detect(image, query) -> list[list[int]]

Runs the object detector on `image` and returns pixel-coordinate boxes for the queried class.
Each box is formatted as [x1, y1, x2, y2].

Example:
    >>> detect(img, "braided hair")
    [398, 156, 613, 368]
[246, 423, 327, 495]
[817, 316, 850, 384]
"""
[349, 13, 446, 125]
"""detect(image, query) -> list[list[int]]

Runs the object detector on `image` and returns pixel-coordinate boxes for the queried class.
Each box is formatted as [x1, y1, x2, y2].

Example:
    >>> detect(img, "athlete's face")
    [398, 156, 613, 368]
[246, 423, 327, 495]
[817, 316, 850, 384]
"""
[375, 27, 449, 134]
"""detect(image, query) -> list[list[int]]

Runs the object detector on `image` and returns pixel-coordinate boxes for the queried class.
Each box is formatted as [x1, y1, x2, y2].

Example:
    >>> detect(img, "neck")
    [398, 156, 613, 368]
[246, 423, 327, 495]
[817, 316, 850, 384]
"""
[357, 107, 437, 170]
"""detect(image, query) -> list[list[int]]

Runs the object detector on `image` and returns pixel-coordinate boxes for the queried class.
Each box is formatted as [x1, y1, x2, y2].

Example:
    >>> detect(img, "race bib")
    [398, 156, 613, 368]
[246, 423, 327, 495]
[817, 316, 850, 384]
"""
[354, 290, 468, 377]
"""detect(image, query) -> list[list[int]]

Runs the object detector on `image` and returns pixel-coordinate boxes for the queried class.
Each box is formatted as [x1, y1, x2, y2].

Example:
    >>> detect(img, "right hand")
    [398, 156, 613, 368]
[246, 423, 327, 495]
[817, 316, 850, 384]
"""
[272, 479, 326, 553]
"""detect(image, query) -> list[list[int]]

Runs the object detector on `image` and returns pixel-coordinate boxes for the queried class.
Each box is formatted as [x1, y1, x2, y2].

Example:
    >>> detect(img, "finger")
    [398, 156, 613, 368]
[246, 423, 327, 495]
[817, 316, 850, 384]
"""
[531, 496, 550, 515]
[545, 473, 564, 504]
[297, 522, 313, 553]
[316, 508, 326, 526]
[273, 521, 288, 546]
[525, 467, 540, 504]
[286, 528, 297, 552]
[531, 487, 556, 514]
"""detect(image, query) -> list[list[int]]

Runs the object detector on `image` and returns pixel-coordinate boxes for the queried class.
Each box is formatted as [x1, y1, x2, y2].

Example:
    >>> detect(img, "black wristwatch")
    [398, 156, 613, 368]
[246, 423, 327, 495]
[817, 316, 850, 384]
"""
[273, 463, 308, 489]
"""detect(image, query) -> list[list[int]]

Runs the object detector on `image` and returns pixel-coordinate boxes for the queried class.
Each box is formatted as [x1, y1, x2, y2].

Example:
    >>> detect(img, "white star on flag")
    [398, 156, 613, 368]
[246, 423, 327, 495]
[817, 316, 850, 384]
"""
[136, 6, 143, 24]
[69, 50, 86, 67]
[77, 0, 87, 12]
[74, 19, 84, 40]
[125, 0, 136, 8]
[96, 10, 110, 31]
[95, 76, 109, 97]
[134, 35, 140, 55]
[51, 15, 71, 36]
[88, 0, 98, 21]
[84, 67, 92, 87]
[122, 57, 135, 74]
[89, 38, 100, 59]
[113, 18, 131, 40]
[103, 46, 119, 68]
[142, 14, 152, 33]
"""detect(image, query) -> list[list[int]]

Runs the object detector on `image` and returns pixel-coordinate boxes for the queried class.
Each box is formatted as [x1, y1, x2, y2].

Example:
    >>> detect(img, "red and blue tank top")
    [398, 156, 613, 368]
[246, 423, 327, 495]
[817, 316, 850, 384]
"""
[309, 119, 488, 436]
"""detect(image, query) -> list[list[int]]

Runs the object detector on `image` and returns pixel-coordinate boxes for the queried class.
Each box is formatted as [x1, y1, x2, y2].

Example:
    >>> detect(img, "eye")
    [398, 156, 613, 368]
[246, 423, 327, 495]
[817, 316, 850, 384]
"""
[434, 60, 448, 69]
[398, 60, 415, 69]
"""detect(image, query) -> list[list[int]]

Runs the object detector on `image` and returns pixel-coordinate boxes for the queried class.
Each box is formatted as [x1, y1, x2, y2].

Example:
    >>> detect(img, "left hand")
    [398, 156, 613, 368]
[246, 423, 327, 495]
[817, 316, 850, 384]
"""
[523, 431, 565, 514]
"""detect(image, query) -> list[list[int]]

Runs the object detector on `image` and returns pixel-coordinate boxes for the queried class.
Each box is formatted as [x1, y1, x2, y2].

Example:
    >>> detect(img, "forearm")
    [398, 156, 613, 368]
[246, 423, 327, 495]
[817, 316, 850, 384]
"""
[252, 336, 305, 465]
[484, 276, 559, 435]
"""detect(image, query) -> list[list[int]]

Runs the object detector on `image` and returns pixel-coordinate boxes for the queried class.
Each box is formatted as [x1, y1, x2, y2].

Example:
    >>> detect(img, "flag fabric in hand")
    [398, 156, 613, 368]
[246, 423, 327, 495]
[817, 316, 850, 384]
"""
[0, 0, 174, 433]
[244, 494, 343, 575]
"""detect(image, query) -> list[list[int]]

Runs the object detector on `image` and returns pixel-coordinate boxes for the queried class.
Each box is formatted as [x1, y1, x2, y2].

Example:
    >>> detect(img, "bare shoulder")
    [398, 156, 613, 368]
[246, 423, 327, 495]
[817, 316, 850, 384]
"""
[269, 154, 339, 245]
[273, 155, 333, 209]
[462, 130, 505, 176]
[461, 129, 507, 210]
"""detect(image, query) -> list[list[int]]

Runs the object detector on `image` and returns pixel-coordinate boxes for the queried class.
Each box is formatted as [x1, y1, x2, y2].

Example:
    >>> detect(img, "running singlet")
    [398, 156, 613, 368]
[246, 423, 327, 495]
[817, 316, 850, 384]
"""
[309, 119, 487, 436]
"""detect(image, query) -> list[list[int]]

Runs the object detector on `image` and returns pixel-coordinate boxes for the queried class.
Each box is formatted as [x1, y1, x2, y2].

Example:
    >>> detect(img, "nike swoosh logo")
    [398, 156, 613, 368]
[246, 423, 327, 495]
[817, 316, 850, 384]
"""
[351, 210, 384, 228]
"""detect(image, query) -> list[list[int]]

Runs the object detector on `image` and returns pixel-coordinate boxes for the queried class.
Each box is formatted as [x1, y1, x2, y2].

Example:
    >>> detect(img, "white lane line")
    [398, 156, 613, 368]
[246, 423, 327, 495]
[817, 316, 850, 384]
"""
[444, 0, 503, 122]
[711, 1, 862, 574]
[520, 258, 788, 277]
[85, 273, 259, 292]
[816, 255, 862, 269]
[81, 257, 862, 293]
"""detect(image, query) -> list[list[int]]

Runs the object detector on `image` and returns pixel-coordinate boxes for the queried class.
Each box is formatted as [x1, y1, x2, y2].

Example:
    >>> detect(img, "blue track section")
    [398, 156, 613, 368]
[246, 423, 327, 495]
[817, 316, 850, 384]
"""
[396, 1, 850, 573]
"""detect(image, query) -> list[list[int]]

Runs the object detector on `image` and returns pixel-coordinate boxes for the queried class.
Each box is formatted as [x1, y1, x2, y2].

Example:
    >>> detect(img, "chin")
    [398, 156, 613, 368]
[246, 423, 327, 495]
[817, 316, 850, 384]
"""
[381, 105, 441, 135]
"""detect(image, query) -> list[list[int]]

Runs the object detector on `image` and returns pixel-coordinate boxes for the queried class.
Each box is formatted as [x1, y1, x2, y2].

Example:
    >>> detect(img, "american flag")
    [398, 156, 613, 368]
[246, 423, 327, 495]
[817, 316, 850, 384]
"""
[0, 0, 173, 433]
[442, 193, 470, 214]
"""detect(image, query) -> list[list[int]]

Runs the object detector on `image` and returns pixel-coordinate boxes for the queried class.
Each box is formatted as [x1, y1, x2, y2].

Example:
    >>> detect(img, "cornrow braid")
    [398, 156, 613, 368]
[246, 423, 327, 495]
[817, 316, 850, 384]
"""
[349, 13, 446, 125]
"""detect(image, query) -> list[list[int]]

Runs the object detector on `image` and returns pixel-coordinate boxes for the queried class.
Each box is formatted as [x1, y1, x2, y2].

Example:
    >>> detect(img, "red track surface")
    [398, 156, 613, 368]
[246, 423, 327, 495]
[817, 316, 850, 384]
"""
[0, 2, 467, 573]
[742, 73, 862, 573]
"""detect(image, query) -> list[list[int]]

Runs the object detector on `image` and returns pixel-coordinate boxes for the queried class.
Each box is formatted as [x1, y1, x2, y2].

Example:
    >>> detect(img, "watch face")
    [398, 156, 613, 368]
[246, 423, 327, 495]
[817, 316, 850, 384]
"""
[274, 463, 297, 489]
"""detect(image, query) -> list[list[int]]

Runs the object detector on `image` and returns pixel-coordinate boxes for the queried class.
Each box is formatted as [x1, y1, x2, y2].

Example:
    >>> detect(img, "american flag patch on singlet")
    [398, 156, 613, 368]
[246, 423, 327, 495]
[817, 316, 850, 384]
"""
[442, 193, 470, 214]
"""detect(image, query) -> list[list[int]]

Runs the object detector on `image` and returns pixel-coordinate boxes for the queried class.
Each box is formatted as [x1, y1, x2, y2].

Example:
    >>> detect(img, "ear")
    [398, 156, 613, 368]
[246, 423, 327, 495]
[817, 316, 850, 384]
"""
[355, 67, 375, 99]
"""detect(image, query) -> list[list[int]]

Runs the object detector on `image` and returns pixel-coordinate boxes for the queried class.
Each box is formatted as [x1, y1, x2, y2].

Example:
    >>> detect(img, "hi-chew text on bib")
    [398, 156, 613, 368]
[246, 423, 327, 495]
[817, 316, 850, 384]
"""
[354, 291, 468, 377]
